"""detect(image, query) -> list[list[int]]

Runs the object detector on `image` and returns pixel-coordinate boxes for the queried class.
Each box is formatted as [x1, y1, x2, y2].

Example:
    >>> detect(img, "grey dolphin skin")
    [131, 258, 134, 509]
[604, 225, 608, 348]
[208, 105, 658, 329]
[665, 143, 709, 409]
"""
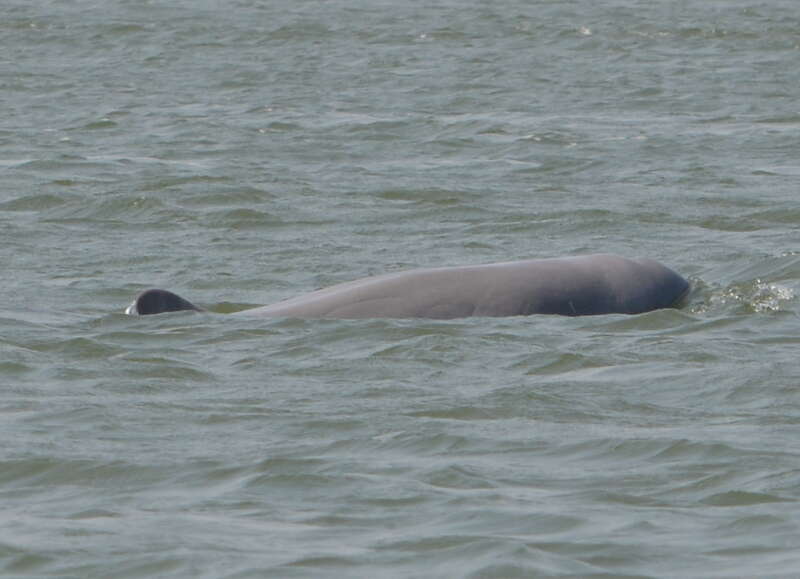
[126, 254, 689, 319]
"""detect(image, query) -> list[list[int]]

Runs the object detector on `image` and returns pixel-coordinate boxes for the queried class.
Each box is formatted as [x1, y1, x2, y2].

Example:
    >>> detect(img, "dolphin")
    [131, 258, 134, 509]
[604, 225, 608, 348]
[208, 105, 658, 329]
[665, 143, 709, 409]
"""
[125, 254, 689, 319]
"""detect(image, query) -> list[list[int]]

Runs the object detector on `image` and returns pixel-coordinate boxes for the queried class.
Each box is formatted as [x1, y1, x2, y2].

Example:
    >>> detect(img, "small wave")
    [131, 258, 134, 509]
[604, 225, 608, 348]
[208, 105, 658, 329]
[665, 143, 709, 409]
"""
[706, 280, 794, 314]
[0, 193, 76, 212]
[701, 490, 790, 507]
[41, 195, 178, 224]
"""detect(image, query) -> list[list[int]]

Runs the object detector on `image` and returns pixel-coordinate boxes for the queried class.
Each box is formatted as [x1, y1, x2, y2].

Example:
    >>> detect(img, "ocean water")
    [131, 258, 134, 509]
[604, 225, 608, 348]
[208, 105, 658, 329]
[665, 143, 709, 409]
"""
[2, 0, 800, 577]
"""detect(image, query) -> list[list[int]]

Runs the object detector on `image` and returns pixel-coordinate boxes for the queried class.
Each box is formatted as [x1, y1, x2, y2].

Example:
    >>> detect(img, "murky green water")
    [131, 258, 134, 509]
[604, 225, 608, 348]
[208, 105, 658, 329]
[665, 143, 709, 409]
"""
[2, 0, 800, 576]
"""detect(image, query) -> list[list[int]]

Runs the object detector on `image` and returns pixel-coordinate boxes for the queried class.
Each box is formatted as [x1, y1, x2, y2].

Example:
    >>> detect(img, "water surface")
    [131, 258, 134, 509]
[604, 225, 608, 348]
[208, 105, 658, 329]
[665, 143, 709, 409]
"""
[2, 1, 800, 577]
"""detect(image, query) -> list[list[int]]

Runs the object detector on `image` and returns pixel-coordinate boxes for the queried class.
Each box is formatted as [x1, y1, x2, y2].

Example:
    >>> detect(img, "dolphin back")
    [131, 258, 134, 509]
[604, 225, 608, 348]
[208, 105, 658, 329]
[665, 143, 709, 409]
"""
[124, 255, 690, 319]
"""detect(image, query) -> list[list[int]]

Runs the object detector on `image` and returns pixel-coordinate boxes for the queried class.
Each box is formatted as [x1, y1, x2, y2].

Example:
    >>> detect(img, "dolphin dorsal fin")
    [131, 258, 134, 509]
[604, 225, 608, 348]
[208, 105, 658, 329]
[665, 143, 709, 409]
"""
[125, 289, 202, 315]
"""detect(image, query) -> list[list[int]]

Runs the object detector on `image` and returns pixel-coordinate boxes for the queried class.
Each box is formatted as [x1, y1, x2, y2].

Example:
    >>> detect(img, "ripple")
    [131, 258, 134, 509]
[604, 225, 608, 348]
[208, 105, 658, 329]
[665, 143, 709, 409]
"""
[701, 490, 790, 507]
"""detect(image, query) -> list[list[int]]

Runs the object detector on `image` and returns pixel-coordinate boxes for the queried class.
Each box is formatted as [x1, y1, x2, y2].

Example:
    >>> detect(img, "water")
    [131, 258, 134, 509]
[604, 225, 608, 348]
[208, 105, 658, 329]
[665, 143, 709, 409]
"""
[2, 0, 800, 577]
